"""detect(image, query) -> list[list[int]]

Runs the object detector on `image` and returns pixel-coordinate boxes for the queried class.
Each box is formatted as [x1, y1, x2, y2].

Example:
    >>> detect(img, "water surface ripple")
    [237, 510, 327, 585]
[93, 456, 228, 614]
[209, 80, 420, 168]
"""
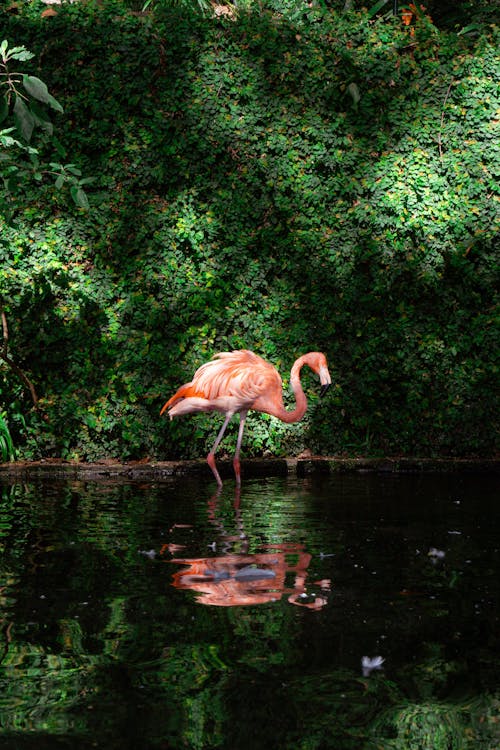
[0, 473, 498, 749]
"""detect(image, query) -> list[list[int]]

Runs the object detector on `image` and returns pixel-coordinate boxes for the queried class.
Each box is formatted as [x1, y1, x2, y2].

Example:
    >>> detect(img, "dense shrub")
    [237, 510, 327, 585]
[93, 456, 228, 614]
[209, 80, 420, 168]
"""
[0, 0, 498, 460]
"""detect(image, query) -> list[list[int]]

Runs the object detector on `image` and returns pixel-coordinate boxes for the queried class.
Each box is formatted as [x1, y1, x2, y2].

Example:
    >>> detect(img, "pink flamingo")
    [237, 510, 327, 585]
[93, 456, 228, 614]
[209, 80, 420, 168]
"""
[160, 350, 331, 487]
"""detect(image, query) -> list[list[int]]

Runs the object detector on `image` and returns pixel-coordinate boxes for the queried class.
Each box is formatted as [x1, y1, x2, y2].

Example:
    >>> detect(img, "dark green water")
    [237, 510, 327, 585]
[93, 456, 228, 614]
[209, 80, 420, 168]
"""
[0, 473, 498, 749]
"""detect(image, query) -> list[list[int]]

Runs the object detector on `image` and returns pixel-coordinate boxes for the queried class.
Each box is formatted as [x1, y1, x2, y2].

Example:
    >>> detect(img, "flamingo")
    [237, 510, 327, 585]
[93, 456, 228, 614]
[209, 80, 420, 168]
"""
[160, 349, 331, 487]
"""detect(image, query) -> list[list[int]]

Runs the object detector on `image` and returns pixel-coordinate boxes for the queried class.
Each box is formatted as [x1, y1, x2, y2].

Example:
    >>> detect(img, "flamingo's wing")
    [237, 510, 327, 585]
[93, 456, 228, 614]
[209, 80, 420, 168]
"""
[161, 350, 281, 416]
[194, 351, 278, 400]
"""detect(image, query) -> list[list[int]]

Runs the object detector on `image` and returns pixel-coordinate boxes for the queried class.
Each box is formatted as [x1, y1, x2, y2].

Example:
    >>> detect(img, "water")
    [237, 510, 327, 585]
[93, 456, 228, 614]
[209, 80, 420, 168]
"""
[0, 472, 498, 749]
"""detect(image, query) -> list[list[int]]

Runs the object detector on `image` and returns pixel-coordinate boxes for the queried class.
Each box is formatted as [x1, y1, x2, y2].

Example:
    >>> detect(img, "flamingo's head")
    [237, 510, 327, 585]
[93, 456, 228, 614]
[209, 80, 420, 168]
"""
[303, 352, 332, 397]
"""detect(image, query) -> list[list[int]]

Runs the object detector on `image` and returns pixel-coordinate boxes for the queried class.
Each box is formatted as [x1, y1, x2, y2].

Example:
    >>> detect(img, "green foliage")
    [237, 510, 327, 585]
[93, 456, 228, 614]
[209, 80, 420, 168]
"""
[0, 1, 498, 460]
[0, 39, 92, 213]
[0, 411, 15, 461]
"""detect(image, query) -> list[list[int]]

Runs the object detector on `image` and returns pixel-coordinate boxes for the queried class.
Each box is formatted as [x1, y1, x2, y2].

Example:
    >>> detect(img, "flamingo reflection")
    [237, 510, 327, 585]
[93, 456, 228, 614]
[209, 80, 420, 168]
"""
[162, 491, 331, 609]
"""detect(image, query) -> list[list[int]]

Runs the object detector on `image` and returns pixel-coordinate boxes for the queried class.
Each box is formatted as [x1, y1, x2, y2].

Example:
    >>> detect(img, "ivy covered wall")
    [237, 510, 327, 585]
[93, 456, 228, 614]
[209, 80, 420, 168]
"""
[0, 1, 498, 460]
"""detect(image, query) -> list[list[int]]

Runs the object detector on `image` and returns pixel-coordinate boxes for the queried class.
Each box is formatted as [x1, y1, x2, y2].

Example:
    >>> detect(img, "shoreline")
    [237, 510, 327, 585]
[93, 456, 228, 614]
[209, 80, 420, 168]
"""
[0, 456, 498, 481]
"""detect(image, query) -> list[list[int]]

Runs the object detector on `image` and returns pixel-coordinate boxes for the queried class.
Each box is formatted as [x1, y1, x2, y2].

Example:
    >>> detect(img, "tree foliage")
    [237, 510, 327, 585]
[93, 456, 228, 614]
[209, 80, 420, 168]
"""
[0, 38, 92, 216]
[0, 0, 498, 460]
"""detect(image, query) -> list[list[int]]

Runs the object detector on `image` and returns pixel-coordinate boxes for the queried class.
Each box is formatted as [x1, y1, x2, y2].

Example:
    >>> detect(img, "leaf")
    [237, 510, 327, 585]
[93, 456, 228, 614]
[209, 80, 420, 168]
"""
[8, 47, 34, 62]
[0, 134, 19, 148]
[51, 135, 67, 158]
[347, 82, 361, 104]
[0, 96, 8, 124]
[70, 185, 90, 210]
[30, 101, 54, 136]
[13, 96, 35, 142]
[65, 164, 82, 177]
[82, 413, 97, 429]
[367, 0, 390, 19]
[22, 75, 63, 113]
[457, 23, 481, 36]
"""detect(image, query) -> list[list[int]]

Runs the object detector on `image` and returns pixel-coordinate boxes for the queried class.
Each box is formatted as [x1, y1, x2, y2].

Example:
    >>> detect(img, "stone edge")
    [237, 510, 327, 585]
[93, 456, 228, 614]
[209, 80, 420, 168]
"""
[0, 457, 498, 481]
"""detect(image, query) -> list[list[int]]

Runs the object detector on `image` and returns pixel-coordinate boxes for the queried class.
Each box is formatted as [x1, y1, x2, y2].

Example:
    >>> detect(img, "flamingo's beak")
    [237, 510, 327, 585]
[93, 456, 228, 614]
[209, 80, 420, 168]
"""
[319, 366, 332, 398]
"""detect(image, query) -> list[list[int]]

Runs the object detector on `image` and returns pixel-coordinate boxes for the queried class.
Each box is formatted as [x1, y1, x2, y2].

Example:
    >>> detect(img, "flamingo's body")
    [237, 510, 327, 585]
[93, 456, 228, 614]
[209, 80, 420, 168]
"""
[161, 350, 331, 487]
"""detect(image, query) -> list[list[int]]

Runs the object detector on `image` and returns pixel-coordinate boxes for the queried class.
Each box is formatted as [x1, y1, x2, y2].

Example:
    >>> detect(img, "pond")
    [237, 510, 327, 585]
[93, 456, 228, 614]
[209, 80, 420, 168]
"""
[0, 471, 498, 749]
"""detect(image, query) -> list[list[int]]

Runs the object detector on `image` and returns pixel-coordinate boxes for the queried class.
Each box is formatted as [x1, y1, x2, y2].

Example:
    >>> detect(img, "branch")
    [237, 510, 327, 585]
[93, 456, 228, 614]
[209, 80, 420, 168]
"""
[1, 310, 39, 406]
[437, 80, 454, 160]
[1, 310, 7, 359]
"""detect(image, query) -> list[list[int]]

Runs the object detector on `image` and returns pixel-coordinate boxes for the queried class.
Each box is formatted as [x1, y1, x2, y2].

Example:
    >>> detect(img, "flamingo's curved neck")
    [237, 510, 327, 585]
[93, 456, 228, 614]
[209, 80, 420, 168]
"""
[274, 357, 308, 424]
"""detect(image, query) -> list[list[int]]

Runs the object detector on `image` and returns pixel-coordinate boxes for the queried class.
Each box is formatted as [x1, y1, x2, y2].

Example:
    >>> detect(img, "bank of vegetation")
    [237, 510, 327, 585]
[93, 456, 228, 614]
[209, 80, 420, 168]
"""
[0, 0, 498, 461]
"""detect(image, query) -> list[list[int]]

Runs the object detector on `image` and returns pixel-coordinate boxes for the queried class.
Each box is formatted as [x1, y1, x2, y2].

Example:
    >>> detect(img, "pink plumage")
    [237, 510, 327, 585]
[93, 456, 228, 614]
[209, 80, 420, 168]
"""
[161, 349, 331, 487]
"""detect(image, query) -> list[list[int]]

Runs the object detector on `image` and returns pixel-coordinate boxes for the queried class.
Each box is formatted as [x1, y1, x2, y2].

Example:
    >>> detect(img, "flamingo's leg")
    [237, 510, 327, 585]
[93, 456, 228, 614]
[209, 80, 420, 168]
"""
[233, 410, 248, 487]
[207, 412, 233, 487]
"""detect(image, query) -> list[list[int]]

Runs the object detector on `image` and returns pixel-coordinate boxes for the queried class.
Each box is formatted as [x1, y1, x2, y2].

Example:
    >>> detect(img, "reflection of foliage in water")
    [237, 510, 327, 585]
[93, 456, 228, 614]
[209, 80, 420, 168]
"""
[126, 642, 230, 749]
[371, 695, 500, 750]
[0, 477, 499, 749]
[0, 637, 98, 735]
[373, 702, 465, 750]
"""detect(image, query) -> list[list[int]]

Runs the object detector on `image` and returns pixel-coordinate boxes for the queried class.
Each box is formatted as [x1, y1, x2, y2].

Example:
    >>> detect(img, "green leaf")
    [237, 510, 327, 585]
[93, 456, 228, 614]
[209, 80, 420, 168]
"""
[457, 23, 481, 36]
[0, 128, 19, 149]
[13, 96, 35, 142]
[70, 185, 90, 210]
[0, 126, 15, 134]
[51, 135, 67, 158]
[0, 414, 15, 462]
[367, 0, 390, 19]
[30, 101, 54, 136]
[8, 47, 34, 62]
[22, 75, 64, 113]
[347, 82, 360, 104]
[65, 164, 82, 177]
[82, 413, 97, 429]
[0, 96, 8, 124]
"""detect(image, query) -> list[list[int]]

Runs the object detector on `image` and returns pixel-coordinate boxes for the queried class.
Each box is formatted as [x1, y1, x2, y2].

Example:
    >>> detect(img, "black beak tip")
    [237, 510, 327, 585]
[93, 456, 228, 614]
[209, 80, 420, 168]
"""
[320, 383, 331, 398]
